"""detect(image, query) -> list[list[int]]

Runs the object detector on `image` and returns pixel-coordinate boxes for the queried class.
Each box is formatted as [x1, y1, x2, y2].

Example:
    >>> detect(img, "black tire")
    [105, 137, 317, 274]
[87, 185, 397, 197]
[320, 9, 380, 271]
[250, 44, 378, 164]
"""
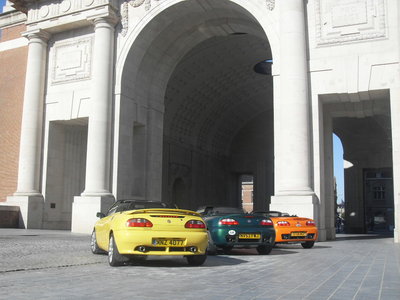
[186, 255, 207, 266]
[301, 241, 315, 249]
[90, 230, 104, 254]
[108, 234, 126, 266]
[257, 244, 273, 255]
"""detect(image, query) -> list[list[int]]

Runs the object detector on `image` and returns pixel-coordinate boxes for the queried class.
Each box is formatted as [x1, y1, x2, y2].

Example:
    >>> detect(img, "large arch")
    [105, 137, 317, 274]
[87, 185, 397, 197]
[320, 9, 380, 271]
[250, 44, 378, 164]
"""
[115, 0, 275, 210]
[320, 90, 394, 237]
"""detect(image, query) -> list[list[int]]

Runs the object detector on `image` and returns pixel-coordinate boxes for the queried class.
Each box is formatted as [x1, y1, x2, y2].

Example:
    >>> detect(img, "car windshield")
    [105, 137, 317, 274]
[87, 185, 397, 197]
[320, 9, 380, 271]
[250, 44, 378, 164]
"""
[253, 211, 290, 217]
[199, 206, 244, 215]
[110, 200, 169, 214]
[264, 211, 282, 217]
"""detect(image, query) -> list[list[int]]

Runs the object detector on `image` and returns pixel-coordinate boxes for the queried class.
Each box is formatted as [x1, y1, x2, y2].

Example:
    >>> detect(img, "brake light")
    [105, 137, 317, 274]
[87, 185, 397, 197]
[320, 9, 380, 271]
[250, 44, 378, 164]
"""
[277, 220, 290, 226]
[219, 218, 239, 225]
[260, 219, 273, 226]
[126, 218, 153, 227]
[306, 220, 316, 226]
[185, 220, 206, 228]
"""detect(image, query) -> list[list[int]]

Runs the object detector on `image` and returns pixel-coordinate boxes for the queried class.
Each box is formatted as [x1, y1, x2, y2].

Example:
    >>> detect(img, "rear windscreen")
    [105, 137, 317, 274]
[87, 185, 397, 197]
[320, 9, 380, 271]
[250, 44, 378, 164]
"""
[115, 201, 169, 212]
[208, 207, 244, 215]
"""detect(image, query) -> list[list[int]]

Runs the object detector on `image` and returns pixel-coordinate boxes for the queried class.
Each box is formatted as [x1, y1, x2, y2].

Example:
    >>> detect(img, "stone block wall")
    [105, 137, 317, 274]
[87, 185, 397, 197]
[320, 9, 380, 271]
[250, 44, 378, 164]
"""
[0, 23, 27, 202]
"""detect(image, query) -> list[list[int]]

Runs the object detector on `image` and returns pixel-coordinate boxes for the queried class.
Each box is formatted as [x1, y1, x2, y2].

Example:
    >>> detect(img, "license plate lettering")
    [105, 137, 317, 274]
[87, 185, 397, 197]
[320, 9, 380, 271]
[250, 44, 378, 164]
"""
[152, 238, 185, 246]
[291, 232, 307, 237]
[238, 233, 261, 239]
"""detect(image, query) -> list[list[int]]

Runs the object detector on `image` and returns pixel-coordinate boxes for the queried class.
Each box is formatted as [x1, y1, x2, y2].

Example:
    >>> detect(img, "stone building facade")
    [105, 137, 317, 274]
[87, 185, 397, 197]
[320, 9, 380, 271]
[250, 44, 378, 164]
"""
[0, 0, 399, 243]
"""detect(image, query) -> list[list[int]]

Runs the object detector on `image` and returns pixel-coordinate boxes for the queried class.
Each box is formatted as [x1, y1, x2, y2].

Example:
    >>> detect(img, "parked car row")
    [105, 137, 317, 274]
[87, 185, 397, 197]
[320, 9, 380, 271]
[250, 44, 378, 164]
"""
[91, 200, 318, 267]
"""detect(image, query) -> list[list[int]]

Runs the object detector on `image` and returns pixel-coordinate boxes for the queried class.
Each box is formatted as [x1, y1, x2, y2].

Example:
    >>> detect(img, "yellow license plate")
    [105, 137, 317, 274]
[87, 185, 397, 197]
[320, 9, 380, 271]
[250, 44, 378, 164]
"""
[238, 233, 261, 239]
[152, 238, 185, 246]
[291, 232, 307, 237]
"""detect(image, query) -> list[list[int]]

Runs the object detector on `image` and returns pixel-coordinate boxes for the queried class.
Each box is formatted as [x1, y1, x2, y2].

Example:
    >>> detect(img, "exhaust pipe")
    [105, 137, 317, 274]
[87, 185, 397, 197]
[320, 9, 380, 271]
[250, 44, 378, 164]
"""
[137, 246, 146, 252]
[188, 246, 197, 253]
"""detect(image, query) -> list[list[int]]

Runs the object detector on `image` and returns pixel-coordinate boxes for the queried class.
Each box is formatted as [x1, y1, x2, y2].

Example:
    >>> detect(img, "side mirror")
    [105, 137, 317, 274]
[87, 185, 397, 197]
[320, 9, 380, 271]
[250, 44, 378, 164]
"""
[96, 212, 106, 218]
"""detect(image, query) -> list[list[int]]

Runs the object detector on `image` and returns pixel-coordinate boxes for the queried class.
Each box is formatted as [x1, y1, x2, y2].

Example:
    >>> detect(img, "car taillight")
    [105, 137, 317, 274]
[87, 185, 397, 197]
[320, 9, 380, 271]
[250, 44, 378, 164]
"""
[260, 219, 273, 226]
[185, 220, 206, 228]
[126, 218, 153, 227]
[306, 220, 316, 226]
[277, 220, 290, 226]
[219, 218, 239, 225]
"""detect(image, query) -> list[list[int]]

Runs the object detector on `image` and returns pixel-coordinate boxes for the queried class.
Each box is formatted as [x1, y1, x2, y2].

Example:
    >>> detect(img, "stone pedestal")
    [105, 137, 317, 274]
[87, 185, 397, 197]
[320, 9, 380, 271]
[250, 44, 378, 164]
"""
[71, 196, 114, 234]
[2, 196, 44, 229]
[0, 206, 20, 228]
[270, 195, 318, 219]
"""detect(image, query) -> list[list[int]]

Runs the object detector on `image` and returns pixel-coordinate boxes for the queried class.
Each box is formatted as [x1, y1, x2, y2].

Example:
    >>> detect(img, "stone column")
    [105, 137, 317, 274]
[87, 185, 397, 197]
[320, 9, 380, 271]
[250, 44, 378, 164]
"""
[82, 17, 115, 196]
[322, 109, 335, 240]
[16, 30, 49, 195]
[270, 0, 317, 220]
[72, 16, 117, 233]
[4, 29, 50, 228]
[390, 88, 400, 243]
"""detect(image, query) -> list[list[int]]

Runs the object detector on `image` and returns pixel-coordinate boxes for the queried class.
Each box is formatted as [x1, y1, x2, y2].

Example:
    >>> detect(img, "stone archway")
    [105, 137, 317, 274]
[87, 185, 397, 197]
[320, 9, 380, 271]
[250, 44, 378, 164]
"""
[320, 90, 394, 237]
[117, 0, 275, 210]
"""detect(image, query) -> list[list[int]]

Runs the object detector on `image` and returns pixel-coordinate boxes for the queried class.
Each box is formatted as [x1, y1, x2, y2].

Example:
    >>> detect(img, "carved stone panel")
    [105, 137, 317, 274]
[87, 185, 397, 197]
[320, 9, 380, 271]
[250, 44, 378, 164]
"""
[315, 0, 386, 46]
[28, 0, 111, 23]
[51, 37, 93, 84]
[129, 0, 162, 11]
[266, 0, 275, 11]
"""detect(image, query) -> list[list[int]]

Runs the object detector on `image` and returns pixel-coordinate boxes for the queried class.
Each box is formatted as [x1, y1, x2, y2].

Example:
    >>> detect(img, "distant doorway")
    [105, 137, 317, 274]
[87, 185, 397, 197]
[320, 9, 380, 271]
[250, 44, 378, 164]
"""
[364, 168, 394, 233]
[240, 174, 254, 212]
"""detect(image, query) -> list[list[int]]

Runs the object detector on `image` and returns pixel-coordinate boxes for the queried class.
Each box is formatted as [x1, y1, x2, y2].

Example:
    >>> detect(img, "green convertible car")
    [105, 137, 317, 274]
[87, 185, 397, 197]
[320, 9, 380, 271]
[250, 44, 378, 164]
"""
[197, 206, 276, 255]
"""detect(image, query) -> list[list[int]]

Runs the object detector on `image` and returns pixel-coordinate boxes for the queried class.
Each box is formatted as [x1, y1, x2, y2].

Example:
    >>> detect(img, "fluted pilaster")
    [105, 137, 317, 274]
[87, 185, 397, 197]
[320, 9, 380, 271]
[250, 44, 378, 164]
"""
[15, 29, 50, 196]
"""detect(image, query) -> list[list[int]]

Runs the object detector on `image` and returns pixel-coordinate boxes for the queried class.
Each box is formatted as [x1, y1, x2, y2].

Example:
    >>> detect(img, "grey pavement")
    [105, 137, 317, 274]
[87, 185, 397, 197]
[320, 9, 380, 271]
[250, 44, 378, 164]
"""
[0, 229, 399, 300]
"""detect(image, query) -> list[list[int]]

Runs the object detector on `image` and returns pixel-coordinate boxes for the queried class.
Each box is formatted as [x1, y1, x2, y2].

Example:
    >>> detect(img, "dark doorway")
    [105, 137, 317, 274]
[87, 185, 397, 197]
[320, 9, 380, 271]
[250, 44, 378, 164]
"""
[364, 168, 394, 233]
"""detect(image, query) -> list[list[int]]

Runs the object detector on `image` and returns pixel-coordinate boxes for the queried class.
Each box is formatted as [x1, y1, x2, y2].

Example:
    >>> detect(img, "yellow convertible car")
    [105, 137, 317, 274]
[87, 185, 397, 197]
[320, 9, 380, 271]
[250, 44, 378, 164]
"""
[91, 200, 208, 266]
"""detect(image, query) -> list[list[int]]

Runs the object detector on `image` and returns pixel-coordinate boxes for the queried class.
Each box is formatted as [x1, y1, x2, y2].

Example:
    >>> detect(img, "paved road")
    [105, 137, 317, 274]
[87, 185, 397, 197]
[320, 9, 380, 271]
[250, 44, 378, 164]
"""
[0, 229, 399, 300]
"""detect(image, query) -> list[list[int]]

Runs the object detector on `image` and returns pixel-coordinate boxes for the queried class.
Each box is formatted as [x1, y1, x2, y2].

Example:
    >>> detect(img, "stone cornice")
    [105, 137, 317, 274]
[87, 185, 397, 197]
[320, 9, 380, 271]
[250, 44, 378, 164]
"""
[0, 8, 27, 29]
[27, 0, 118, 23]
[8, 0, 33, 14]
[10, 0, 120, 33]
[22, 28, 51, 41]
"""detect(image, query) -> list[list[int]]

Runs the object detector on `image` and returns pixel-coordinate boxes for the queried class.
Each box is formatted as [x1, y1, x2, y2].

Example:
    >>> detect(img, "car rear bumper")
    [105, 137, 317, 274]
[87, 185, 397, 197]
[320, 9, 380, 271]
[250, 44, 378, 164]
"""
[113, 230, 208, 255]
[210, 228, 275, 247]
[274, 227, 318, 243]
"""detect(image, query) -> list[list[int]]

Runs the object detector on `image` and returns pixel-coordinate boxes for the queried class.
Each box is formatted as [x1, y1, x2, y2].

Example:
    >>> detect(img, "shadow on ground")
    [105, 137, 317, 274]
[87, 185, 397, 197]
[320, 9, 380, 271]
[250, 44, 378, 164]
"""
[335, 232, 393, 241]
[118, 254, 249, 268]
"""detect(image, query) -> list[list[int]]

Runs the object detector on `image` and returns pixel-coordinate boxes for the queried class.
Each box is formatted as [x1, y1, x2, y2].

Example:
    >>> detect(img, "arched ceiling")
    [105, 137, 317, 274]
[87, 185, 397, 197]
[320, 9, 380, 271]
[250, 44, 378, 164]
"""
[321, 90, 390, 118]
[164, 33, 272, 156]
[121, 0, 273, 156]
[324, 90, 392, 164]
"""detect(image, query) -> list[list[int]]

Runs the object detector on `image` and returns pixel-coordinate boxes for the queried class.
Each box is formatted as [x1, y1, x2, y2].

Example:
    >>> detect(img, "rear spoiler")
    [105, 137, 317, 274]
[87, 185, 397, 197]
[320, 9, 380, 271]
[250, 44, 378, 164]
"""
[127, 208, 201, 217]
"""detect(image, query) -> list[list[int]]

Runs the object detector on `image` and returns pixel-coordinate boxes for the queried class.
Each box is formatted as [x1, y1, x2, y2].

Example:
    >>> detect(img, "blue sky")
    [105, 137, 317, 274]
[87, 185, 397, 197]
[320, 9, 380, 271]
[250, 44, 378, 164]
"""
[0, 0, 5, 13]
[333, 134, 344, 203]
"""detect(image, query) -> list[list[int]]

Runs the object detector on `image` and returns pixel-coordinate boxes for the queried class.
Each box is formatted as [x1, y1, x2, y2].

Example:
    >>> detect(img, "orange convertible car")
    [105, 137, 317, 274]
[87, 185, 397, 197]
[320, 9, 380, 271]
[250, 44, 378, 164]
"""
[253, 211, 318, 248]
